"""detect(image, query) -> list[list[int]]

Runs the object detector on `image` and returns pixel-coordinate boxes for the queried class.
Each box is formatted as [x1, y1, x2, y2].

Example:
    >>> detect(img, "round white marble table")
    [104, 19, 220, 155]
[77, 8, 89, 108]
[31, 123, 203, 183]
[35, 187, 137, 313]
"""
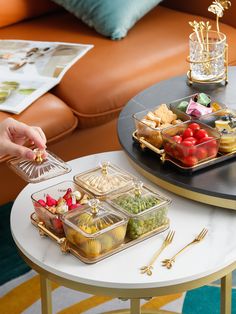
[11, 151, 236, 314]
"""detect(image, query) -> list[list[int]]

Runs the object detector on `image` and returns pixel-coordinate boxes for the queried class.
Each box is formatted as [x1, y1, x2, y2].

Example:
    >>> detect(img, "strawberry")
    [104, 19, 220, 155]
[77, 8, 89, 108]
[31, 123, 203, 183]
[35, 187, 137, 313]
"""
[52, 218, 63, 230]
[46, 194, 58, 206]
[63, 188, 72, 200]
[66, 197, 73, 207]
[69, 204, 79, 210]
[38, 199, 47, 207]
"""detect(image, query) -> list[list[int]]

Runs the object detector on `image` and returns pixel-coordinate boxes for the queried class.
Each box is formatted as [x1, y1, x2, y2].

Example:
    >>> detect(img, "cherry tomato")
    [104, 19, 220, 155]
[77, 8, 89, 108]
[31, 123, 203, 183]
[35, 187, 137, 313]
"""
[194, 129, 208, 140]
[188, 122, 200, 132]
[195, 147, 208, 160]
[183, 136, 197, 145]
[182, 156, 198, 167]
[207, 147, 218, 158]
[181, 140, 194, 147]
[182, 128, 193, 139]
[172, 135, 182, 143]
[197, 136, 218, 149]
[179, 141, 194, 157]
[197, 136, 212, 144]
[187, 146, 197, 156]
[164, 142, 172, 155]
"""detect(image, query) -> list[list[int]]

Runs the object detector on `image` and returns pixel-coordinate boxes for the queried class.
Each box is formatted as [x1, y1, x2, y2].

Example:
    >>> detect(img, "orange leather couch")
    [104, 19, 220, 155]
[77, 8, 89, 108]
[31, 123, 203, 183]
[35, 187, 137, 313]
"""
[0, 0, 236, 204]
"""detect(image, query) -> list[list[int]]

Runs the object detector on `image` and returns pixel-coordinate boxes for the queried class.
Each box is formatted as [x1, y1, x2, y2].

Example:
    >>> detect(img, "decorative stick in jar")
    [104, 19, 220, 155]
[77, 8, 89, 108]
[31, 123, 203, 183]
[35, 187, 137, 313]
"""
[208, 0, 231, 36]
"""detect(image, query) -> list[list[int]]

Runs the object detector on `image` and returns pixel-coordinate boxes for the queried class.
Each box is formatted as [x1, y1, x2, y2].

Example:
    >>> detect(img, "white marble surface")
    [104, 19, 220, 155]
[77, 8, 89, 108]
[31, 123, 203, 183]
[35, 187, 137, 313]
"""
[11, 151, 236, 290]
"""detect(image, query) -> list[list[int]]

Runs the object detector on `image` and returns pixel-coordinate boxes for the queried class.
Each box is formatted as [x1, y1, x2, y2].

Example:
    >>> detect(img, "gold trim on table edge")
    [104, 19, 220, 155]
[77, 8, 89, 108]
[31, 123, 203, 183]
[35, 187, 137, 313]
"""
[128, 157, 236, 210]
[18, 249, 235, 299]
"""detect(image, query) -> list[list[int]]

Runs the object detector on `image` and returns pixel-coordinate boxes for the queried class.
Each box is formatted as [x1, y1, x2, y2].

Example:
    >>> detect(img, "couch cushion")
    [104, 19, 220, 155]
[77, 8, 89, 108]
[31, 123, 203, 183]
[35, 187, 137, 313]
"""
[0, 93, 77, 162]
[0, 6, 236, 129]
[0, 0, 59, 28]
[51, 0, 162, 40]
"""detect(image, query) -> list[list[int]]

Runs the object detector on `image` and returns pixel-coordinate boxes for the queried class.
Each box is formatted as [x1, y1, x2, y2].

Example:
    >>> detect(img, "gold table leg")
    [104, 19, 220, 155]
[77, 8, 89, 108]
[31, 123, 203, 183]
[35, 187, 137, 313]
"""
[40, 274, 52, 314]
[221, 272, 232, 314]
[130, 298, 141, 314]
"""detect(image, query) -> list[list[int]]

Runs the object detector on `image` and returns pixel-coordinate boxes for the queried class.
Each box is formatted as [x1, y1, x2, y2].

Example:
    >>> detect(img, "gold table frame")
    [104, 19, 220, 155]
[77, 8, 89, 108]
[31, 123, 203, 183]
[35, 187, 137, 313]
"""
[20, 250, 235, 314]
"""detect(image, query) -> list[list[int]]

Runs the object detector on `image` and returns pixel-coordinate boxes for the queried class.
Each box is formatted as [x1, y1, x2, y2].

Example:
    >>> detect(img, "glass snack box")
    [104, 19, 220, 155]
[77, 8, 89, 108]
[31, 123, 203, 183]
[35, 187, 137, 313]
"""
[169, 93, 226, 119]
[133, 103, 190, 150]
[8, 149, 71, 183]
[107, 181, 171, 240]
[61, 199, 128, 260]
[31, 181, 91, 236]
[200, 108, 236, 153]
[73, 161, 134, 199]
[161, 121, 221, 167]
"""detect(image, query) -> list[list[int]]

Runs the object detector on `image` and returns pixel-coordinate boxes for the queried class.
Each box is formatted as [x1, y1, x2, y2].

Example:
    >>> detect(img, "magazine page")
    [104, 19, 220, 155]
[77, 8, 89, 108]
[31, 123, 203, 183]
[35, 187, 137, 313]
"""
[0, 40, 93, 113]
[0, 74, 57, 114]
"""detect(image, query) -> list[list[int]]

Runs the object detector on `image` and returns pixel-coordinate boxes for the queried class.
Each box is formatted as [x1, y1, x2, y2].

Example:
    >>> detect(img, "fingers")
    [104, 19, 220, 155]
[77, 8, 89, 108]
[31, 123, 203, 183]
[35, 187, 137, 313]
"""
[29, 126, 47, 149]
[8, 119, 47, 149]
[3, 142, 36, 160]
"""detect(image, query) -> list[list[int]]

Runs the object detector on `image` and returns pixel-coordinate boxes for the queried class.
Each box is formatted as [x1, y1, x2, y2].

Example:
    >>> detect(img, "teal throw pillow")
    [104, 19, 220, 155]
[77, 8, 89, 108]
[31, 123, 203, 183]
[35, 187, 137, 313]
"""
[52, 0, 162, 40]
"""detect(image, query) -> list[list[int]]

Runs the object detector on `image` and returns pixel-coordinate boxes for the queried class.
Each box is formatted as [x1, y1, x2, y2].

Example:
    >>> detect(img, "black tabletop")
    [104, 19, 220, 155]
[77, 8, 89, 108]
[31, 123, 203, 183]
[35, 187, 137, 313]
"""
[118, 67, 236, 203]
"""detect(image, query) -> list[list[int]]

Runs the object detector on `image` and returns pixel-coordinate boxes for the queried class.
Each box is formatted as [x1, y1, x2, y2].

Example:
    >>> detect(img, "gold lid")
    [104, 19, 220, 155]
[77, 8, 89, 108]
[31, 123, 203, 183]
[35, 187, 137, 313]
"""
[8, 149, 71, 183]
[62, 198, 126, 237]
[73, 161, 134, 197]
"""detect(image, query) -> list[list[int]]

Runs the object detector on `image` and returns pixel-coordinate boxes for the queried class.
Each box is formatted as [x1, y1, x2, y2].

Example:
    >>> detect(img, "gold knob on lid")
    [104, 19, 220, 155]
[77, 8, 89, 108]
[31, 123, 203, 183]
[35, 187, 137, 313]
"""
[100, 161, 110, 175]
[134, 180, 143, 197]
[34, 149, 45, 164]
[88, 199, 100, 214]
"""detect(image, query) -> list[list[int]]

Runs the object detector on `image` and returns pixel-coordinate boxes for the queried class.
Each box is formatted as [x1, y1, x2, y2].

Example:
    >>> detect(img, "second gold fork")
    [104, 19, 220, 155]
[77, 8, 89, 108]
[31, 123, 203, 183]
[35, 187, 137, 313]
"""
[140, 230, 175, 276]
[162, 228, 208, 269]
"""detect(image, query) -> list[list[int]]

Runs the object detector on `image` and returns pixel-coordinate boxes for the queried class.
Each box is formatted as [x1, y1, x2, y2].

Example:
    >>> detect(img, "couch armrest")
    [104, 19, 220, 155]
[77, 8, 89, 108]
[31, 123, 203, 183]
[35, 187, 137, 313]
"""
[162, 0, 236, 29]
[0, 0, 59, 28]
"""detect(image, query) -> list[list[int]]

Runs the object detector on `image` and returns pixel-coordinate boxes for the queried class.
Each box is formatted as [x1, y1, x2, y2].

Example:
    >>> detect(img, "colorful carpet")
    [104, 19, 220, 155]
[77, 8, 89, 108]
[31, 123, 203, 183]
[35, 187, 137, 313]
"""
[1, 202, 236, 314]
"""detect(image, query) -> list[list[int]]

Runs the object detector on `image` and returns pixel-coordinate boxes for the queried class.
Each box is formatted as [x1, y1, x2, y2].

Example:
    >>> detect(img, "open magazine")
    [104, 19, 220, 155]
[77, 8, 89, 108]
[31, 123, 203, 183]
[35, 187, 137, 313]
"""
[0, 40, 93, 114]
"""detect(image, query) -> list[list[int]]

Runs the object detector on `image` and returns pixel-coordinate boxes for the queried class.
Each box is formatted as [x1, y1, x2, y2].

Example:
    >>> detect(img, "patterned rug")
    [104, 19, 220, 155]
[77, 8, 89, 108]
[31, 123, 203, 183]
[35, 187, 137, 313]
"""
[1, 202, 236, 314]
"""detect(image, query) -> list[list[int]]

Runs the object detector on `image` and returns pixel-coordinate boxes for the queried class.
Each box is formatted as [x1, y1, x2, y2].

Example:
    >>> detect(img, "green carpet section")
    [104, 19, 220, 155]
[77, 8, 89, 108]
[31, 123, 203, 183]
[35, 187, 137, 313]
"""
[183, 285, 236, 313]
[0, 202, 30, 286]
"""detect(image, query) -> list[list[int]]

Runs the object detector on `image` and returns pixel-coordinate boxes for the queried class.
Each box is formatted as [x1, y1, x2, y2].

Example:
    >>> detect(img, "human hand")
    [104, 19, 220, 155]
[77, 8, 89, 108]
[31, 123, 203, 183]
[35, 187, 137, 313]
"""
[0, 118, 47, 160]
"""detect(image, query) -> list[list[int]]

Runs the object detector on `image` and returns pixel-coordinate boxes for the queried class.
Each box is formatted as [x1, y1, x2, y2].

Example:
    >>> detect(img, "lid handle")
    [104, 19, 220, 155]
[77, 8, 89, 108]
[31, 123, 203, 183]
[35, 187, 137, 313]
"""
[34, 148, 46, 164]
[134, 180, 143, 197]
[88, 199, 100, 214]
[100, 161, 110, 175]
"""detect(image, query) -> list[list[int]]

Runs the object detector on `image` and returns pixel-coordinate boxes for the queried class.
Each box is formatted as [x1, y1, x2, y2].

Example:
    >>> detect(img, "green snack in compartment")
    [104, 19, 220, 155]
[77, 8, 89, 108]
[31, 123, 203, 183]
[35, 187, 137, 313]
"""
[197, 93, 211, 106]
[176, 101, 188, 112]
[108, 181, 171, 240]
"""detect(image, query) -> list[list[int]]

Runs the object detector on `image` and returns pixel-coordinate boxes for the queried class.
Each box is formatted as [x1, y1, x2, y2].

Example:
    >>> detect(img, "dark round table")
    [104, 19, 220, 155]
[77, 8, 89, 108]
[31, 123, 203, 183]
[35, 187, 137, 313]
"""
[117, 67, 236, 209]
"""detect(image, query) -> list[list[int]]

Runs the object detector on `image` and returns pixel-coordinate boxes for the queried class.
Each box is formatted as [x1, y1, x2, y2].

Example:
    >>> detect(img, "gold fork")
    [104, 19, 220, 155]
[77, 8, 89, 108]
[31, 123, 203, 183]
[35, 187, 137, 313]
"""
[140, 230, 175, 276]
[162, 228, 208, 269]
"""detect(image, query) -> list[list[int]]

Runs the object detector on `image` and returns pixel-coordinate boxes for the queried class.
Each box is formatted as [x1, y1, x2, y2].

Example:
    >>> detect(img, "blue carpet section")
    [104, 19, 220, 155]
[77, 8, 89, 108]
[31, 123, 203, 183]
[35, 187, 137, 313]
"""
[183, 285, 236, 314]
[0, 202, 30, 285]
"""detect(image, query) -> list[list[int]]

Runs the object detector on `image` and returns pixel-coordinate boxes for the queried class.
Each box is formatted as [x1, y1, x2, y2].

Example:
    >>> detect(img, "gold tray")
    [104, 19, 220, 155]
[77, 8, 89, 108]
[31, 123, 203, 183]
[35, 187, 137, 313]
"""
[30, 212, 170, 264]
[132, 130, 236, 173]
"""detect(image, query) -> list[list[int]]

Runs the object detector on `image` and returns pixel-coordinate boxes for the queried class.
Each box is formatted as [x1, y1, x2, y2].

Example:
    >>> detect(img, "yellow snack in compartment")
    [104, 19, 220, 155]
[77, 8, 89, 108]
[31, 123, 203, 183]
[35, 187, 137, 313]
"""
[65, 228, 77, 246]
[100, 234, 114, 252]
[110, 225, 126, 242]
[82, 239, 102, 258]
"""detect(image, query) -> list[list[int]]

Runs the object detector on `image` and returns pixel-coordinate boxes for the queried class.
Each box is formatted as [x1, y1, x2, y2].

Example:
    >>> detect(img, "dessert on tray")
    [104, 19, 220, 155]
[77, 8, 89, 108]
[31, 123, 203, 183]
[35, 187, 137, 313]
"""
[133, 103, 187, 149]
[200, 108, 236, 154]
[214, 109, 236, 153]
[171, 93, 224, 118]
